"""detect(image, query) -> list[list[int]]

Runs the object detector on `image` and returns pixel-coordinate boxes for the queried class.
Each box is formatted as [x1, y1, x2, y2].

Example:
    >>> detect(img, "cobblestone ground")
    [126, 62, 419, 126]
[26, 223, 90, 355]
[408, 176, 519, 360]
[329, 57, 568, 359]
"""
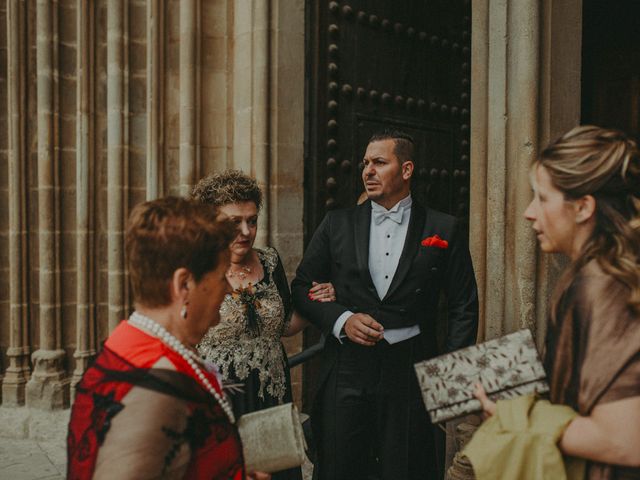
[0, 438, 65, 480]
[0, 436, 313, 480]
[0, 406, 312, 480]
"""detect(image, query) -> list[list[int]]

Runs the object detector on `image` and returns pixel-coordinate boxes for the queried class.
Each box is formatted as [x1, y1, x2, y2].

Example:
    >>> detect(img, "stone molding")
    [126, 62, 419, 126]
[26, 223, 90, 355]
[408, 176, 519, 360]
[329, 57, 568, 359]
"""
[470, 0, 582, 345]
[0, 0, 305, 409]
[4, 0, 30, 407]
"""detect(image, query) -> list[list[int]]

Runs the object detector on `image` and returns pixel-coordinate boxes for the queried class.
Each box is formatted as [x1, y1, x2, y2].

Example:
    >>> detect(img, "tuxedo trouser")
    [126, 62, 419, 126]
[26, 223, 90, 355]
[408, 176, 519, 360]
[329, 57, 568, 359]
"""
[315, 334, 442, 480]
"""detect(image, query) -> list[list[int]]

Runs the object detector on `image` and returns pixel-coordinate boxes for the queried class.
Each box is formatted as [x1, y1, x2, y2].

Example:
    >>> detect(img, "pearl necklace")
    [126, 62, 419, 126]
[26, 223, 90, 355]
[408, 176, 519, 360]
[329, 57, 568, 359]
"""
[128, 311, 235, 424]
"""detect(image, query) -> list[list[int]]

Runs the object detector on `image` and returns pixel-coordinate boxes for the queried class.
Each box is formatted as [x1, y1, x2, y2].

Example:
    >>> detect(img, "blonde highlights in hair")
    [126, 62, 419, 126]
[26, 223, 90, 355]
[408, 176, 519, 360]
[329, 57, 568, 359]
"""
[539, 125, 640, 317]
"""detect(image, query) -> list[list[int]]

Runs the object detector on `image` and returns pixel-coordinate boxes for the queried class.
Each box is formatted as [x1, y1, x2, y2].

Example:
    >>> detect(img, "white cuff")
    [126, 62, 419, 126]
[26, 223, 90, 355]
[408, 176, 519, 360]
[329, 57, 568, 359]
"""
[332, 311, 353, 343]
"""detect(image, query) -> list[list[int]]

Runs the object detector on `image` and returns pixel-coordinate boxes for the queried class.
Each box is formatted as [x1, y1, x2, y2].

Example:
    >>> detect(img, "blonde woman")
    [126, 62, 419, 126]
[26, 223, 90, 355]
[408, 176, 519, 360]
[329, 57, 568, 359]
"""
[476, 126, 640, 478]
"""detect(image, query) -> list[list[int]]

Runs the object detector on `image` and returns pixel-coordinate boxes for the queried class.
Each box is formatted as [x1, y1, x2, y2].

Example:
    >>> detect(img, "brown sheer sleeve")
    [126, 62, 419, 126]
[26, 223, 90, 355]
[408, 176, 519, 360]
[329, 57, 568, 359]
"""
[93, 384, 192, 480]
[575, 262, 640, 413]
[598, 351, 640, 404]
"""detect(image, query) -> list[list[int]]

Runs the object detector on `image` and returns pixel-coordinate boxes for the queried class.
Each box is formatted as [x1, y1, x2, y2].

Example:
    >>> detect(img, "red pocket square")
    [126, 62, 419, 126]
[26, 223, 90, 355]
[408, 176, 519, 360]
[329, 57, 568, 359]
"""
[421, 234, 448, 249]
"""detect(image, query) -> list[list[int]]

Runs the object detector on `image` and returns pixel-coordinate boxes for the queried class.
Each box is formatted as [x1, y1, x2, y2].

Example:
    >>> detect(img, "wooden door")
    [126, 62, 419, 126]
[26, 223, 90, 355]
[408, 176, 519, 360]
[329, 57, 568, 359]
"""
[303, 0, 472, 409]
[582, 0, 640, 138]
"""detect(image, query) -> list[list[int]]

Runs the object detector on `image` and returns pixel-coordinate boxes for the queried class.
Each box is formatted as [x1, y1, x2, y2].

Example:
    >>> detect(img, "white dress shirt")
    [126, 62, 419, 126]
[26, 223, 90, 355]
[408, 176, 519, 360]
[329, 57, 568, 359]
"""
[332, 194, 421, 344]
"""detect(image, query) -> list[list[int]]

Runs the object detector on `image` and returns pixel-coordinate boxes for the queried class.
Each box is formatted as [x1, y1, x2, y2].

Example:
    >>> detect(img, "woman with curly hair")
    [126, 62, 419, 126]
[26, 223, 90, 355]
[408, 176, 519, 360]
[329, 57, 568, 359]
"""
[193, 170, 334, 480]
[476, 126, 640, 478]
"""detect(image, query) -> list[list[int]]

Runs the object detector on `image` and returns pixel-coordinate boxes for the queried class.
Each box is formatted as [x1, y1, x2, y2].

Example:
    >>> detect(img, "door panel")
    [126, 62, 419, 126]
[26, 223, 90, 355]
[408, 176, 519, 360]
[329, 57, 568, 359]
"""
[581, 0, 640, 138]
[306, 0, 471, 226]
[304, 0, 472, 409]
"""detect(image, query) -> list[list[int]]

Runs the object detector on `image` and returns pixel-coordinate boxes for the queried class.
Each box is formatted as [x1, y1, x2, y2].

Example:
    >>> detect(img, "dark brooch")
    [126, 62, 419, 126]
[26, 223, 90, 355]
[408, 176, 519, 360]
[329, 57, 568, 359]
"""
[232, 283, 263, 337]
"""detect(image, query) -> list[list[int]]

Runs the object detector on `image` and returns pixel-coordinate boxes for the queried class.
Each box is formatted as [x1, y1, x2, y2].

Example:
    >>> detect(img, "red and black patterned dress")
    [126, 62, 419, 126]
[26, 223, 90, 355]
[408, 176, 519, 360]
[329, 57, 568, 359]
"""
[67, 320, 244, 479]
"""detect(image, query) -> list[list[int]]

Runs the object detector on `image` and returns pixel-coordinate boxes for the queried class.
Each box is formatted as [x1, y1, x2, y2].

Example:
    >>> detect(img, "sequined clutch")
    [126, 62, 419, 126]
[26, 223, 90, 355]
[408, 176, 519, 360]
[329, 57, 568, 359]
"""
[414, 329, 549, 424]
[237, 402, 307, 473]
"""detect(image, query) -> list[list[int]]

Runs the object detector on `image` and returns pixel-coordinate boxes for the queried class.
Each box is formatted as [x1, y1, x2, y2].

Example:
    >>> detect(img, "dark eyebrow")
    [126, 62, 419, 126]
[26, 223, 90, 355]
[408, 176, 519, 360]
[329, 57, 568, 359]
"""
[363, 156, 387, 162]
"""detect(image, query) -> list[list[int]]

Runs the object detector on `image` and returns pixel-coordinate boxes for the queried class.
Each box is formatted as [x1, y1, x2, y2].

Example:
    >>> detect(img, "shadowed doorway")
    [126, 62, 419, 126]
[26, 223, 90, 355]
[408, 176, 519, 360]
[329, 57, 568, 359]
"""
[581, 0, 640, 139]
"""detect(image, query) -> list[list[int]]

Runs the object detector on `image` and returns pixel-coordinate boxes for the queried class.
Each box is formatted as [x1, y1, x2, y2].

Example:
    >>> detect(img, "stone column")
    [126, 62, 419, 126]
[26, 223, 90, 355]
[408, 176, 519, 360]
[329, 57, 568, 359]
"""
[470, 0, 541, 342]
[268, 0, 306, 403]
[470, 0, 583, 344]
[535, 0, 583, 341]
[179, 0, 199, 196]
[456, 0, 583, 472]
[233, 0, 272, 244]
[107, 0, 125, 332]
[146, 0, 164, 200]
[457, 0, 544, 473]
[4, 0, 30, 406]
[72, 0, 97, 390]
[228, 0, 306, 402]
[252, 0, 270, 243]
[26, 0, 68, 410]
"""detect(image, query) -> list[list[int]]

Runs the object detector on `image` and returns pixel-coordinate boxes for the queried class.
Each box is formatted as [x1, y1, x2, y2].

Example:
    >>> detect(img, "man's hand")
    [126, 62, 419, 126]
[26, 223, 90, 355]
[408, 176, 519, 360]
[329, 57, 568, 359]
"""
[344, 313, 384, 346]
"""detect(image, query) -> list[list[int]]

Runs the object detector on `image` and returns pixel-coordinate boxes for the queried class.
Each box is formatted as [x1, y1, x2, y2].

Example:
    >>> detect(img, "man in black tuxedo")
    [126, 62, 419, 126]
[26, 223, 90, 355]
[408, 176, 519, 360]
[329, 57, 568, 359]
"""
[292, 129, 478, 480]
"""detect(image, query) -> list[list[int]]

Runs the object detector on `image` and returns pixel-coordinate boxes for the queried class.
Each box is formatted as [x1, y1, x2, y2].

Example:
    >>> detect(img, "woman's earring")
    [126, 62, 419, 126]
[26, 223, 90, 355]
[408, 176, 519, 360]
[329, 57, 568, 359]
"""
[180, 305, 188, 319]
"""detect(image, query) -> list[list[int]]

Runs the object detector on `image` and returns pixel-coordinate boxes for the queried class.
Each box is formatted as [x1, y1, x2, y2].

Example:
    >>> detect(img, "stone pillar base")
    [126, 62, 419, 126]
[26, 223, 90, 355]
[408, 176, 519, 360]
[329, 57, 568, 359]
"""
[447, 452, 475, 480]
[2, 347, 31, 406]
[71, 350, 96, 398]
[25, 349, 69, 410]
[445, 416, 481, 480]
[3, 377, 28, 407]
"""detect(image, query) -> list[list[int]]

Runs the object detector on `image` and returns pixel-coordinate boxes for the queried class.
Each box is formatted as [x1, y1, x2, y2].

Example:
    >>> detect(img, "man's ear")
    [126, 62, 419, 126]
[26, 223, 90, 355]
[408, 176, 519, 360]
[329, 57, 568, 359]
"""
[402, 161, 414, 180]
[575, 194, 596, 224]
[170, 267, 192, 304]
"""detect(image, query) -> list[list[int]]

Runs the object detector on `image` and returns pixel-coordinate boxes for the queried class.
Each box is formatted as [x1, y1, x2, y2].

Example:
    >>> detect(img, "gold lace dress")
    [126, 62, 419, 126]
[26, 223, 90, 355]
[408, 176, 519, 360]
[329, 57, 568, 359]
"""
[197, 247, 293, 412]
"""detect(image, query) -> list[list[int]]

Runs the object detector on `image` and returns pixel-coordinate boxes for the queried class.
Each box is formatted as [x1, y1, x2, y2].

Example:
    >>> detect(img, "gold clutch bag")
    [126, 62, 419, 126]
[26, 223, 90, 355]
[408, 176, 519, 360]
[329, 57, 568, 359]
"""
[414, 329, 549, 424]
[237, 402, 307, 473]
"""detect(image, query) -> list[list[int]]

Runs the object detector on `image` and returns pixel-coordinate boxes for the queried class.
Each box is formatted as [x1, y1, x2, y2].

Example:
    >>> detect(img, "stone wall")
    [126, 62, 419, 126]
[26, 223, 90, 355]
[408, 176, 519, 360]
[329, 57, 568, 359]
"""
[0, 0, 305, 410]
[0, 0, 587, 416]
[470, 0, 582, 346]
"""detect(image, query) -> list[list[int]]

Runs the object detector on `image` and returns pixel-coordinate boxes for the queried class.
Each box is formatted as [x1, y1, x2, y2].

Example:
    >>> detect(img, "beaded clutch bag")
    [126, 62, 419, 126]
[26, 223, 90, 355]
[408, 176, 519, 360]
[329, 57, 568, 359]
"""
[237, 403, 307, 473]
[414, 329, 549, 424]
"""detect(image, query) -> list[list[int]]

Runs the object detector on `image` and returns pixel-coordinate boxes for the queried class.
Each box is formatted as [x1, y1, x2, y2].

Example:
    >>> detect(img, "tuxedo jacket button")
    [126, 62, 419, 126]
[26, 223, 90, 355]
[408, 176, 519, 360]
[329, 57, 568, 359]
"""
[431, 267, 438, 272]
[415, 288, 422, 294]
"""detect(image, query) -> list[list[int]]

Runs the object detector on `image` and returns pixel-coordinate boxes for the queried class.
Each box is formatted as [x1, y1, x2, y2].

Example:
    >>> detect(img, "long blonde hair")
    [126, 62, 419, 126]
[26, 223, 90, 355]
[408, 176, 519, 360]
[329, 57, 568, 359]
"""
[538, 125, 640, 318]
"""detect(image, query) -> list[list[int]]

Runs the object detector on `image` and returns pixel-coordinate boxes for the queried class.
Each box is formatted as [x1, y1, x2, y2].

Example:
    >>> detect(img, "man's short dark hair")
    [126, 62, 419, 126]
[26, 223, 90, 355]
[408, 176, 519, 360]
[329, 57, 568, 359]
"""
[368, 129, 415, 164]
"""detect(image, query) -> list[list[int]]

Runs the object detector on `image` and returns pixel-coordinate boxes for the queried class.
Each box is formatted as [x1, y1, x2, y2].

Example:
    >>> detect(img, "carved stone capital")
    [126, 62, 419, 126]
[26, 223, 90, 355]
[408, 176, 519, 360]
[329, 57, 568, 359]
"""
[25, 349, 69, 410]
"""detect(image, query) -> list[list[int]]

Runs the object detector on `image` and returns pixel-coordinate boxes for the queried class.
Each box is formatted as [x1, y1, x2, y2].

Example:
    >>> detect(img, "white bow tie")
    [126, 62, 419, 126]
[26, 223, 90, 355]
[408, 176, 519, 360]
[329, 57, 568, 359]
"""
[372, 208, 404, 225]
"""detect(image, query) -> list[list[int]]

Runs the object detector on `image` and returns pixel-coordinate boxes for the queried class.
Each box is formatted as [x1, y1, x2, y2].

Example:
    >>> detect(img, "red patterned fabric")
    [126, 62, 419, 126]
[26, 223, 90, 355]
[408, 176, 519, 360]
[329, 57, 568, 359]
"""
[67, 321, 244, 479]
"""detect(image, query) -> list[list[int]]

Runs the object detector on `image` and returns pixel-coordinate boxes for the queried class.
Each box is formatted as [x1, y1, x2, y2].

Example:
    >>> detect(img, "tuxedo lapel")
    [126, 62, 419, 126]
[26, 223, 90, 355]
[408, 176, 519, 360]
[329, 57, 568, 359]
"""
[384, 202, 426, 300]
[353, 201, 377, 294]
